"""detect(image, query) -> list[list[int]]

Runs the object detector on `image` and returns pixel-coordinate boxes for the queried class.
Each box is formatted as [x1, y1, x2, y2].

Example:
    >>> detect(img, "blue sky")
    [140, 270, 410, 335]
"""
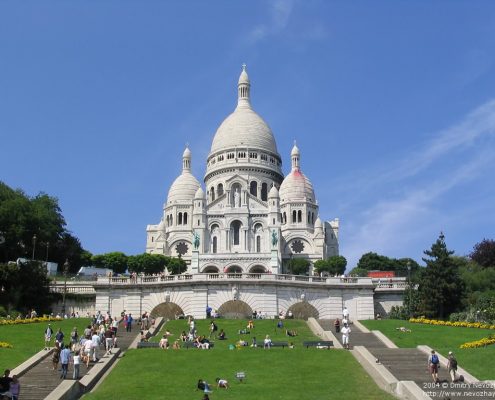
[1, 1, 495, 269]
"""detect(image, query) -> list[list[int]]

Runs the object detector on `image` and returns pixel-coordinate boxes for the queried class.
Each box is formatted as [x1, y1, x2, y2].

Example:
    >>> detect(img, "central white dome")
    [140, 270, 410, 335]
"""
[209, 66, 279, 156]
[210, 107, 278, 154]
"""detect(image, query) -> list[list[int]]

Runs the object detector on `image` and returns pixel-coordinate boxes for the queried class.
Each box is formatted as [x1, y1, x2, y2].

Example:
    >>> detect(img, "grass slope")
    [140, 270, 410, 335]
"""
[361, 319, 495, 380]
[0, 318, 91, 372]
[84, 319, 395, 400]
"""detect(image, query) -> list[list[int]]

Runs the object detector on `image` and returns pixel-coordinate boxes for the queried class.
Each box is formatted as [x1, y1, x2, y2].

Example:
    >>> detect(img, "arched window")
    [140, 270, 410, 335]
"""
[178, 212, 183, 225]
[261, 182, 268, 201]
[308, 212, 311, 223]
[217, 183, 224, 197]
[283, 212, 287, 224]
[250, 181, 258, 197]
[292, 210, 297, 223]
[212, 237, 217, 254]
[298, 210, 302, 223]
[256, 236, 261, 253]
[231, 220, 241, 245]
[170, 215, 173, 225]
[210, 187, 215, 202]
[312, 212, 315, 224]
[183, 212, 188, 225]
[166, 215, 169, 226]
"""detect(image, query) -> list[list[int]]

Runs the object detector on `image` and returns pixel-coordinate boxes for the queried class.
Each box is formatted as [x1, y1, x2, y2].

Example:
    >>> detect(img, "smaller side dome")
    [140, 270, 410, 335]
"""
[314, 216, 323, 229]
[268, 185, 279, 198]
[194, 187, 205, 199]
[183, 146, 192, 159]
[291, 142, 300, 156]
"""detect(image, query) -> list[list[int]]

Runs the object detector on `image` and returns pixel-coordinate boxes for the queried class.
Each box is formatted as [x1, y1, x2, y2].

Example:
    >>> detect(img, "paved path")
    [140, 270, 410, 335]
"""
[317, 320, 492, 400]
[18, 322, 138, 400]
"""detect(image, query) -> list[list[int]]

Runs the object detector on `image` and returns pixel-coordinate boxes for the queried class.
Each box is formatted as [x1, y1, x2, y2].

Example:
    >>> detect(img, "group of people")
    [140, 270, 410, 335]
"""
[428, 350, 461, 383]
[197, 377, 230, 398]
[333, 307, 351, 349]
[0, 370, 20, 400]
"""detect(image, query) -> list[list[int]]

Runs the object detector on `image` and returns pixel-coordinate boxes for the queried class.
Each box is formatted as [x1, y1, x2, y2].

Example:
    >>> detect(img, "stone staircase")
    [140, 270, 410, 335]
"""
[18, 321, 138, 400]
[317, 320, 495, 400]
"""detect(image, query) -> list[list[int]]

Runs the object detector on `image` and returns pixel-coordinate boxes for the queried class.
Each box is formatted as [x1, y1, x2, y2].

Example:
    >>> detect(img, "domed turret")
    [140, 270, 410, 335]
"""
[279, 143, 315, 203]
[268, 185, 279, 198]
[194, 187, 205, 199]
[167, 146, 201, 204]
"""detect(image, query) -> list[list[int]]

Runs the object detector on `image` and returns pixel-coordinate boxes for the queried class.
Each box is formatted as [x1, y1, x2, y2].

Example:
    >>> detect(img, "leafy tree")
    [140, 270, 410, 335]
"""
[314, 256, 347, 275]
[167, 257, 187, 275]
[469, 239, 495, 268]
[417, 233, 464, 318]
[356, 252, 396, 271]
[127, 253, 169, 275]
[91, 252, 128, 274]
[348, 267, 369, 277]
[287, 258, 310, 275]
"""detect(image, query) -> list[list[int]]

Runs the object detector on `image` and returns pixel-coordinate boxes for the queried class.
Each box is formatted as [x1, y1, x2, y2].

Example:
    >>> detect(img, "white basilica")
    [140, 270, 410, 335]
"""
[146, 66, 339, 274]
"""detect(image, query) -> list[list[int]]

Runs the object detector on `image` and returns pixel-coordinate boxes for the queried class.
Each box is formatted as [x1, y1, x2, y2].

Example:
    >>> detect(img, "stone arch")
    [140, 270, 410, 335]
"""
[150, 302, 184, 320]
[202, 265, 219, 273]
[225, 265, 242, 273]
[249, 265, 267, 273]
[218, 300, 252, 319]
[286, 302, 319, 320]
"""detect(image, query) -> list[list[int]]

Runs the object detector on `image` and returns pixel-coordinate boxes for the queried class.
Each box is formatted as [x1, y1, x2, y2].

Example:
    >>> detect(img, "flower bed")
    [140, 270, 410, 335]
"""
[0, 316, 62, 326]
[460, 335, 495, 349]
[409, 317, 495, 330]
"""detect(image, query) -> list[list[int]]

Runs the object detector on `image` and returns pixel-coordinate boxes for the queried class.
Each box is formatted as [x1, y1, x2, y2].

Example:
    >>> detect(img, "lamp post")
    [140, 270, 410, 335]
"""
[61, 259, 69, 315]
[407, 261, 412, 317]
[32, 234, 37, 260]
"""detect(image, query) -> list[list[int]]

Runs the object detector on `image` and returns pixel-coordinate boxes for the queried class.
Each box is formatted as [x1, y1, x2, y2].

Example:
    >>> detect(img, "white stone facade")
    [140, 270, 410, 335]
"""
[146, 66, 339, 273]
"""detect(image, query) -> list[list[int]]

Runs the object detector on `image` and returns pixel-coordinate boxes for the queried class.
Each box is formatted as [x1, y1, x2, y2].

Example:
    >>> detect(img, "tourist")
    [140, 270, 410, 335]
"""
[172, 340, 181, 350]
[218, 329, 226, 340]
[197, 379, 212, 394]
[202, 394, 210, 400]
[216, 377, 229, 389]
[9, 375, 20, 400]
[263, 334, 272, 349]
[0, 369, 13, 399]
[73, 350, 81, 380]
[70, 327, 78, 351]
[447, 351, 458, 382]
[44, 324, 53, 349]
[52, 345, 61, 370]
[277, 320, 283, 329]
[84, 325, 92, 339]
[59, 344, 71, 379]
[334, 318, 341, 333]
[251, 337, 257, 347]
[159, 335, 169, 349]
[126, 314, 133, 332]
[247, 320, 254, 329]
[341, 323, 351, 350]
[342, 306, 349, 320]
[91, 331, 101, 362]
[427, 350, 440, 383]
[83, 338, 93, 367]
[209, 321, 217, 338]
[104, 326, 115, 354]
[180, 331, 188, 342]
[286, 329, 298, 337]
[54, 328, 64, 348]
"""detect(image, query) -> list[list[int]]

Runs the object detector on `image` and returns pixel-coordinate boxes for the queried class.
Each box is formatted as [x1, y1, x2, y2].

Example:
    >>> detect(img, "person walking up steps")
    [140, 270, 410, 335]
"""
[44, 324, 53, 349]
[428, 350, 440, 383]
[341, 323, 351, 350]
[447, 351, 458, 382]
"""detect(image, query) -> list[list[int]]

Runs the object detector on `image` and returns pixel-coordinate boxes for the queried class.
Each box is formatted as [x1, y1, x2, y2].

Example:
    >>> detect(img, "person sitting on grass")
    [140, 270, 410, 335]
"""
[172, 340, 181, 350]
[159, 335, 169, 349]
[216, 378, 229, 389]
[140, 331, 148, 342]
[238, 328, 250, 334]
[264, 335, 272, 349]
[251, 337, 257, 347]
[217, 329, 226, 340]
[236, 339, 248, 348]
[286, 329, 298, 337]
[180, 331, 188, 342]
[247, 320, 254, 329]
[197, 379, 212, 393]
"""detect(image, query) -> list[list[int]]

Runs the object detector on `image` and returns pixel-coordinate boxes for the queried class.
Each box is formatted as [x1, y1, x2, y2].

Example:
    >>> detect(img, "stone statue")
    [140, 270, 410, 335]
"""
[271, 230, 278, 247]
[234, 188, 240, 207]
[193, 231, 200, 250]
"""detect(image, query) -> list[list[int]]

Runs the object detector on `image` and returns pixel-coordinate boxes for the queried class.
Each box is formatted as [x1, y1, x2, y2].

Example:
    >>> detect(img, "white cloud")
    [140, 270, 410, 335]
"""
[247, 0, 294, 44]
[336, 99, 495, 269]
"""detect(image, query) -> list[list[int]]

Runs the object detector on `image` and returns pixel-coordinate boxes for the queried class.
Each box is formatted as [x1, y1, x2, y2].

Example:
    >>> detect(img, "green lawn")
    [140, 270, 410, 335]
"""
[0, 318, 91, 372]
[361, 319, 495, 380]
[84, 319, 396, 400]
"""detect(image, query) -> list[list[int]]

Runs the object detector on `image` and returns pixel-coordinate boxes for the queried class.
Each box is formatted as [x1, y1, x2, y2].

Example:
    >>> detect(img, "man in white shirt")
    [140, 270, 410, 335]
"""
[91, 332, 101, 362]
[341, 323, 351, 350]
[342, 307, 349, 320]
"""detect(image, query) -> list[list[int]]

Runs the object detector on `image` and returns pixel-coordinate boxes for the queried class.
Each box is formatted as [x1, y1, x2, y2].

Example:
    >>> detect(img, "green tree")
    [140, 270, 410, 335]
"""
[469, 239, 495, 268]
[348, 267, 369, 277]
[127, 253, 169, 275]
[288, 258, 310, 275]
[314, 256, 347, 275]
[356, 252, 396, 271]
[417, 233, 464, 318]
[167, 257, 187, 275]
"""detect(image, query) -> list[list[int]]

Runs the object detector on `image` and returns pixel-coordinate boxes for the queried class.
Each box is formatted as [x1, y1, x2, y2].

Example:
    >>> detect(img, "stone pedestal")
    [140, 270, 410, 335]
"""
[191, 250, 200, 273]
[270, 249, 279, 274]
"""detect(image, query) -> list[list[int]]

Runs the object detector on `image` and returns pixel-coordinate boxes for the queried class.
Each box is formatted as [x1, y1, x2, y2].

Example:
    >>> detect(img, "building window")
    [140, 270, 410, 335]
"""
[231, 220, 241, 245]
[210, 187, 215, 202]
[283, 212, 287, 224]
[261, 182, 268, 201]
[292, 210, 296, 223]
[291, 240, 305, 254]
[183, 212, 188, 225]
[197, 219, 200, 227]
[178, 212, 183, 225]
[176, 242, 188, 256]
[256, 236, 261, 253]
[213, 237, 217, 254]
[250, 181, 258, 197]
[297, 210, 302, 223]
[217, 183, 224, 197]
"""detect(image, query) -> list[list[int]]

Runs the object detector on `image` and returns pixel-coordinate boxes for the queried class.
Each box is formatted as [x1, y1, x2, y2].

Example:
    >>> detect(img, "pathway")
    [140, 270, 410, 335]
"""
[18, 321, 138, 400]
[317, 320, 491, 400]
